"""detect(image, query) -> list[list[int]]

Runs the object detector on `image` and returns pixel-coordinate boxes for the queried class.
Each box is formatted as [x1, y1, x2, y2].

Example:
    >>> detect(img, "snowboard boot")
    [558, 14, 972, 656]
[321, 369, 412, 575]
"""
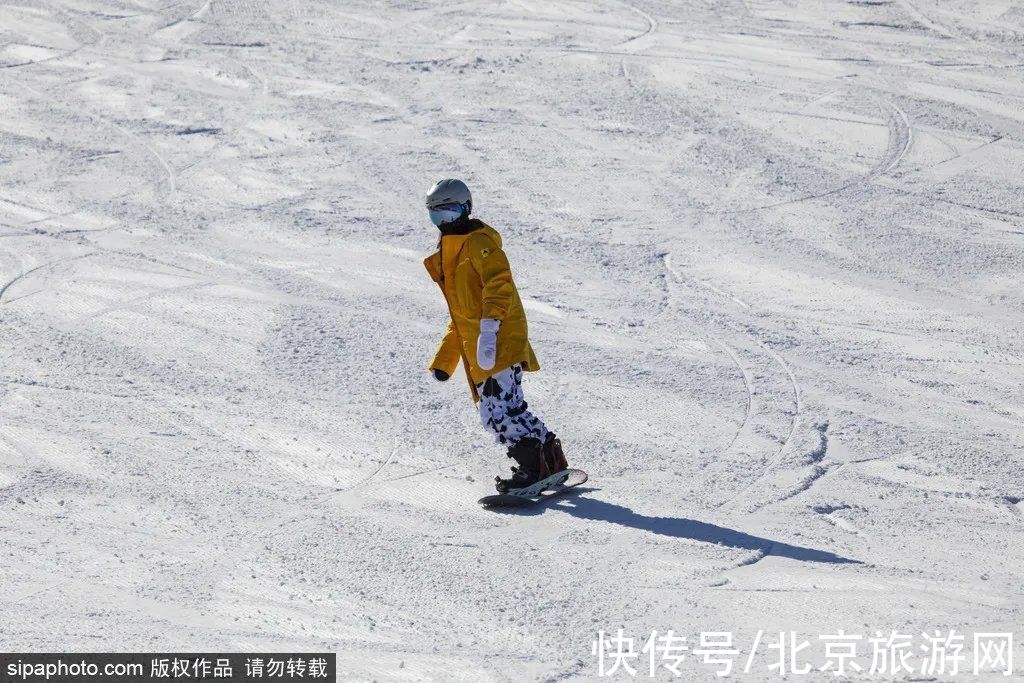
[495, 437, 550, 494]
[543, 432, 569, 474]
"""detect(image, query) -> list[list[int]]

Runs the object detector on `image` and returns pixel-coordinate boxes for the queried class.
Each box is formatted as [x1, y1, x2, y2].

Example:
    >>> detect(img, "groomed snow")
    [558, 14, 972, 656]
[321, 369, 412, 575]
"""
[1, 0, 1023, 680]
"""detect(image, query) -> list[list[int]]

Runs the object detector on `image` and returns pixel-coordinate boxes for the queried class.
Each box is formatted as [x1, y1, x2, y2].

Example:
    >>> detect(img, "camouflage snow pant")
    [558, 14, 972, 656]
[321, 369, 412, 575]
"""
[476, 364, 549, 446]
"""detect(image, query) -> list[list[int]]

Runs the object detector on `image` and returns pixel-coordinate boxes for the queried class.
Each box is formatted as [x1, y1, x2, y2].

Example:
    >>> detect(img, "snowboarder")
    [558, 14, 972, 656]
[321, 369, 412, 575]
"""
[423, 178, 569, 494]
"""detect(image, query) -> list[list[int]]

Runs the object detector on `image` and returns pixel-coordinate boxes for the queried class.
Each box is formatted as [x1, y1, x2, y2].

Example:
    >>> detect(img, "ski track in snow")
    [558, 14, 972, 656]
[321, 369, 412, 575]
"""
[0, 6, 107, 70]
[2, 0, 1024, 678]
[716, 94, 914, 214]
[707, 337, 753, 453]
[611, 0, 658, 51]
[661, 252, 807, 511]
[0, 252, 98, 305]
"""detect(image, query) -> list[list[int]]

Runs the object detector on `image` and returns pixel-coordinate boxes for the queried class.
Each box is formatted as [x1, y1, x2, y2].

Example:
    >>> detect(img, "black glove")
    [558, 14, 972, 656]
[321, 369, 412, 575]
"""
[431, 369, 450, 382]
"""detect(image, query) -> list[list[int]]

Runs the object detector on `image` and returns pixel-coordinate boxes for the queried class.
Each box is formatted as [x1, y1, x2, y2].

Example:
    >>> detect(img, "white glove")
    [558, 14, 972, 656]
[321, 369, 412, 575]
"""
[477, 318, 500, 370]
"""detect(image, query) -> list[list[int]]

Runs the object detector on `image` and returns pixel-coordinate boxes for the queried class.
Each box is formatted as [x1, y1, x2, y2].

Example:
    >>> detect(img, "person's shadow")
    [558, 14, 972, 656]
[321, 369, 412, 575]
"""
[505, 490, 860, 565]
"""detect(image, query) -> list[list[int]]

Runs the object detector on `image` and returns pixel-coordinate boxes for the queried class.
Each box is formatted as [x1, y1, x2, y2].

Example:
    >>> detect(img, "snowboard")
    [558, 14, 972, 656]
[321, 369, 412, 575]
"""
[478, 468, 589, 507]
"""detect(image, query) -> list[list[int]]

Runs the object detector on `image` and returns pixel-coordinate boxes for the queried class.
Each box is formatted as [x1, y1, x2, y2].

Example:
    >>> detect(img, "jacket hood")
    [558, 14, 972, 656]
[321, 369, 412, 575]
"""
[436, 218, 502, 248]
[475, 223, 502, 249]
[460, 219, 501, 248]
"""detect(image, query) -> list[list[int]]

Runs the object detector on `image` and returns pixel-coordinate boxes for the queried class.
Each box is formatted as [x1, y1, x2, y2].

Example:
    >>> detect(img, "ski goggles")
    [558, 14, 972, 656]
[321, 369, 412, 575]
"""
[428, 202, 466, 227]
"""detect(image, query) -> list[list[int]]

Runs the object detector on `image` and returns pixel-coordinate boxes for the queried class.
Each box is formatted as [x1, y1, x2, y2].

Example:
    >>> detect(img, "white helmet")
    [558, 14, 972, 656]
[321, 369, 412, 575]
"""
[426, 178, 472, 226]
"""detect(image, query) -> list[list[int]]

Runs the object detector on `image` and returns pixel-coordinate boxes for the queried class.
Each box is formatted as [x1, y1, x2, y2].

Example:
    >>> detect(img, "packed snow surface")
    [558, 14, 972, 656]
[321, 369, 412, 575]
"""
[2, 0, 1023, 680]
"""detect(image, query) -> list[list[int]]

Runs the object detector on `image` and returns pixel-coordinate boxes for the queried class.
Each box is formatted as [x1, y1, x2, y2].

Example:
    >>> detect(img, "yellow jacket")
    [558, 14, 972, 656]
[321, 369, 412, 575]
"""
[424, 221, 539, 401]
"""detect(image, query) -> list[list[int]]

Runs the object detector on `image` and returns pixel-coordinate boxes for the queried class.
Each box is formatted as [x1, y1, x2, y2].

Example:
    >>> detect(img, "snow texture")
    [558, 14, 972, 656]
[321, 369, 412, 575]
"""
[1, 0, 1023, 680]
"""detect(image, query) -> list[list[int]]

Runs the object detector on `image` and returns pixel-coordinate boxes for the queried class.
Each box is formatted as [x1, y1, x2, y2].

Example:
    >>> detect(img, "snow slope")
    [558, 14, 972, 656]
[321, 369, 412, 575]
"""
[1, 0, 1023, 680]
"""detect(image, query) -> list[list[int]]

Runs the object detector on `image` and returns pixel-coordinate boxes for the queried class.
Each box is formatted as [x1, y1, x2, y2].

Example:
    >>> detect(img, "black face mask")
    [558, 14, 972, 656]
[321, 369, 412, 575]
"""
[437, 213, 476, 236]
[435, 217, 485, 249]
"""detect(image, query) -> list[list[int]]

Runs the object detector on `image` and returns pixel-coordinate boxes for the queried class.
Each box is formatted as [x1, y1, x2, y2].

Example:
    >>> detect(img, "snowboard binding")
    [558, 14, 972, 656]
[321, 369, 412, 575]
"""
[494, 433, 572, 495]
[495, 436, 549, 494]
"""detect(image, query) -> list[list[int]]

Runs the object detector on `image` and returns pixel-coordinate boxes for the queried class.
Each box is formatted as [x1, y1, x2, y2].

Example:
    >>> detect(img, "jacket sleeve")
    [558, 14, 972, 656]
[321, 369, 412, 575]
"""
[429, 321, 462, 376]
[470, 236, 515, 321]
